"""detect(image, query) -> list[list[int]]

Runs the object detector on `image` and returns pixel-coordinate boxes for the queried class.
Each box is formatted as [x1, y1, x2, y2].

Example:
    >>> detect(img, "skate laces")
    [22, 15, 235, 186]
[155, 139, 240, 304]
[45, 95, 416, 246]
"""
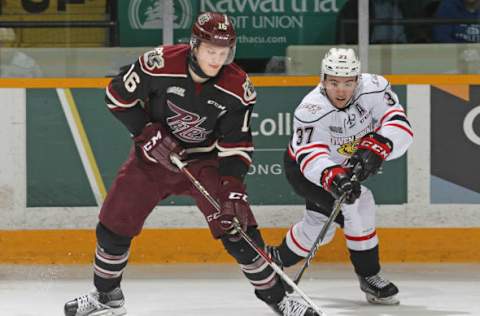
[278, 296, 309, 316]
[75, 291, 110, 313]
[365, 274, 390, 289]
[77, 293, 103, 312]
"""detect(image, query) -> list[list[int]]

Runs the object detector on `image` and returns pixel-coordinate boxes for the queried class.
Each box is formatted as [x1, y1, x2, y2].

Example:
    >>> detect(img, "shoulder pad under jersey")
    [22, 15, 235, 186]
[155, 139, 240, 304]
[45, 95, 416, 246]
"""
[294, 86, 334, 124]
[138, 44, 189, 77]
[214, 63, 256, 106]
[358, 73, 389, 95]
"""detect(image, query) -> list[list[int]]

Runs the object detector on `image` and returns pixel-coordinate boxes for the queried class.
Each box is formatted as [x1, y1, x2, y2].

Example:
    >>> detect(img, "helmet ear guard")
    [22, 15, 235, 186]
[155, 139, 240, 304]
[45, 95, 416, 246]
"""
[321, 48, 361, 81]
[190, 12, 237, 65]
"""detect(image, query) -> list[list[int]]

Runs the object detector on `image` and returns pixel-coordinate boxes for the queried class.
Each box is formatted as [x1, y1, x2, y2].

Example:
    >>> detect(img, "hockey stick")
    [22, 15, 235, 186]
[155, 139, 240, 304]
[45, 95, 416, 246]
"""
[170, 154, 327, 316]
[292, 165, 361, 288]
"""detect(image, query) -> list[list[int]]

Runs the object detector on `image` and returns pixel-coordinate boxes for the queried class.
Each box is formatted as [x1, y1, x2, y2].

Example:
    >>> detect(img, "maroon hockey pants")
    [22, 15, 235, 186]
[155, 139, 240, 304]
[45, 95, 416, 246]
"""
[99, 149, 257, 238]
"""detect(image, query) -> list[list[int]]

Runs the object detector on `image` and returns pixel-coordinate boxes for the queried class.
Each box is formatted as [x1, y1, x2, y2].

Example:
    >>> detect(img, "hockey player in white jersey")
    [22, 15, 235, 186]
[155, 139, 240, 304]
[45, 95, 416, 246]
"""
[268, 48, 413, 305]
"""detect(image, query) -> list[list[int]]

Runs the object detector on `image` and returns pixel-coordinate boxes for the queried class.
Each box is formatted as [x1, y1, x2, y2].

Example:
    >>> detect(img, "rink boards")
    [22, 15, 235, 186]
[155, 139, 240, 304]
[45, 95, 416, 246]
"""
[0, 75, 479, 263]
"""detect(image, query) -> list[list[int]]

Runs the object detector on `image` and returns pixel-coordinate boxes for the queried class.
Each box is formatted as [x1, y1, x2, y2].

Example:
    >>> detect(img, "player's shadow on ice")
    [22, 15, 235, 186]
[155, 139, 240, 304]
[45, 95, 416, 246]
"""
[312, 296, 470, 315]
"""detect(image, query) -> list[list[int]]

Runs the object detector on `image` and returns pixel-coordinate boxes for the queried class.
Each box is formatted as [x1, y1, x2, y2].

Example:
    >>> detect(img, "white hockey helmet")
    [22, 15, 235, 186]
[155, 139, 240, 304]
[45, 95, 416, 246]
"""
[321, 48, 361, 81]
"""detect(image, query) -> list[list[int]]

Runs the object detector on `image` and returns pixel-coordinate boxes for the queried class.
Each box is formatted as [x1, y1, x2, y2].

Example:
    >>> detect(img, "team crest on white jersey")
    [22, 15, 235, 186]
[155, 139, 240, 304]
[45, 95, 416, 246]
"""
[166, 100, 212, 143]
[337, 140, 360, 156]
[332, 123, 374, 156]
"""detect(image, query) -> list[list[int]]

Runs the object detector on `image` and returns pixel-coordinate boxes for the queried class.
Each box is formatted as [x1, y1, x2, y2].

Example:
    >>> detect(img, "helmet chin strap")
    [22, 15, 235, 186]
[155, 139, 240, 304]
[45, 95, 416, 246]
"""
[188, 52, 215, 80]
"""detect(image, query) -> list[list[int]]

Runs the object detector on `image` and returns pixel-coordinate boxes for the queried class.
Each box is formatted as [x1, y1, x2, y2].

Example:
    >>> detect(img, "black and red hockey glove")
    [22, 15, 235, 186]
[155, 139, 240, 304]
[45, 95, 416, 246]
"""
[321, 166, 361, 204]
[217, 176, 250, 235]
[350, 132, 393, 182]
[133, 122, 186, 172]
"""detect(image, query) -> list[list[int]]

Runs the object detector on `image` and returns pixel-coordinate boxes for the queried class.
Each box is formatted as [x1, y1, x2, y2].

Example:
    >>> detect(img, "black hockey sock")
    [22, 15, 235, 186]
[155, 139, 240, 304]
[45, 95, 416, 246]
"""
[222, 228, 282, 294]
[94, 248, 129, 293]
[349, 245, 380, 277]
[254, 277, 285, 305]
[276, 237, 304, 267]
[94, 223, 132, 293]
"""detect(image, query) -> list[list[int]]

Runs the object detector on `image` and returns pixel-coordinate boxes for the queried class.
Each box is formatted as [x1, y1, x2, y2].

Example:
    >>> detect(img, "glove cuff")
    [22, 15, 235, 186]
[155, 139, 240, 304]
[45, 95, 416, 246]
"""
[357, 133, 393, 160]
[133, 122, 163, 143]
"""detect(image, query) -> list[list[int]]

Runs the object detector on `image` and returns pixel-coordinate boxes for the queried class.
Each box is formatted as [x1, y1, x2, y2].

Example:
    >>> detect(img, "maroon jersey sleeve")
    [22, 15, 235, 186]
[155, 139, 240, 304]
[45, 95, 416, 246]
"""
[104, 45, 189, 136]
[215, 67, 256, 179]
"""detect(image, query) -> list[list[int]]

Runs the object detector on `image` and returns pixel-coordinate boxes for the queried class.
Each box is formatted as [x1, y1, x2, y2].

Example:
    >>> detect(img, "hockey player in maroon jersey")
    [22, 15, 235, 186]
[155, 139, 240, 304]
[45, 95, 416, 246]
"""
[64, 12, 320, 316]
[267, 48, 413, 305]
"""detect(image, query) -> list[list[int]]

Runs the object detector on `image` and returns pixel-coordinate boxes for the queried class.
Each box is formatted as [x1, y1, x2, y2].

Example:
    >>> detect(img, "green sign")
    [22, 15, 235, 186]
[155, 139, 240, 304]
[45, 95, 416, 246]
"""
[118, 0, 348, 58]
[118, 0, 194, 47]
[27, 85, 407, 207]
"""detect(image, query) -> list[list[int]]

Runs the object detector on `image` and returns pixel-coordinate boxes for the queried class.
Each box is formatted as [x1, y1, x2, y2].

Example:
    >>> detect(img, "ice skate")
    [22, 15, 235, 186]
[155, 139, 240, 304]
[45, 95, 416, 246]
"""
[64, 287, 126, 316]
[268, 295, 321, 316]
[358, 273, 400, 305]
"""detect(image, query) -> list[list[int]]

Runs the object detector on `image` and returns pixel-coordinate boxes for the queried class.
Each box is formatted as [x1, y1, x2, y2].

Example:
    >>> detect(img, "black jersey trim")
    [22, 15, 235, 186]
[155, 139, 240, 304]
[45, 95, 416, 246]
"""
[388, 114, 411, 127]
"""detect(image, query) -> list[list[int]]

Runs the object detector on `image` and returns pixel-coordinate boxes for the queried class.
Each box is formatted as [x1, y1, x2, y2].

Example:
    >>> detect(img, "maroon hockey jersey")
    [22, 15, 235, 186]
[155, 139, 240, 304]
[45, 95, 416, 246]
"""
[105, 44, 256, 178]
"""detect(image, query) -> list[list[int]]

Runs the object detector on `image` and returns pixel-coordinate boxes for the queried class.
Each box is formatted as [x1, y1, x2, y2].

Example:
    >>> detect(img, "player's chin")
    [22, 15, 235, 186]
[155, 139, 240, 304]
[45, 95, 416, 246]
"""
[334, 99, 349, 109]
[205, 66, 222, 77]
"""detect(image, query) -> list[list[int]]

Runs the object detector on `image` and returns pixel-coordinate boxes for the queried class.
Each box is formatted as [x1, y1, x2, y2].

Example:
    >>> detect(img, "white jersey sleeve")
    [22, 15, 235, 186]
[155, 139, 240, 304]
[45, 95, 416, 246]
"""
[288, 88, 339, 187]
[367, 75, 414, 160]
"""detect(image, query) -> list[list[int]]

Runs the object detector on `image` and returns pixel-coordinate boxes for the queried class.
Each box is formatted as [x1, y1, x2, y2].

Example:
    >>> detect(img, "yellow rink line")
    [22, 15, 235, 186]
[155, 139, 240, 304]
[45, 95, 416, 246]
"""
[1, 228, 479, 264]
[1, 74, 480, 88]
[58, 88, 106, 203]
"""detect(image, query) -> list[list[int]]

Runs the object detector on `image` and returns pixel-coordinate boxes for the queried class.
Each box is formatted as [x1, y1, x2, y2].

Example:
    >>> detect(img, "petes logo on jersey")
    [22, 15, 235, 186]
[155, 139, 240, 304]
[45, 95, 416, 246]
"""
[166, 100, 212, 143]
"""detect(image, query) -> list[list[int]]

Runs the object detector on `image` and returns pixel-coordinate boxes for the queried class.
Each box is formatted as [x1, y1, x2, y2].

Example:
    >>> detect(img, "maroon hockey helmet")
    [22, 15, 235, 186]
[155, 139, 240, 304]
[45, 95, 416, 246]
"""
[190, 12, 237, 64]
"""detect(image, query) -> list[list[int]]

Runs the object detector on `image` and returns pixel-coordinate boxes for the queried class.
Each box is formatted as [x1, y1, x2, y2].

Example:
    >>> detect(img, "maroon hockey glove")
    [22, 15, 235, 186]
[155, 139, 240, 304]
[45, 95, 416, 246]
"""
[133, 122, 186, 172]
[217, 176, 250, 235]
[350, 132, 393, 181]
[321, 166, 361, 204]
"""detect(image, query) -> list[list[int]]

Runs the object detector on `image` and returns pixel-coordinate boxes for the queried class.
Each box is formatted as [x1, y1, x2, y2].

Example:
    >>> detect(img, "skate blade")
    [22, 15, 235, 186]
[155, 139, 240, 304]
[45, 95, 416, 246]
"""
[366, 293, 400, 305]
[90, 306, 127, 316]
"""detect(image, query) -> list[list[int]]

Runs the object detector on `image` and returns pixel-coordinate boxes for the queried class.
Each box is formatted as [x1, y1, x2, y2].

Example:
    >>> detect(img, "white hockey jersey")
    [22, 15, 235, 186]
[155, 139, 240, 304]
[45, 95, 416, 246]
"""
[287, 73, 413, 187]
